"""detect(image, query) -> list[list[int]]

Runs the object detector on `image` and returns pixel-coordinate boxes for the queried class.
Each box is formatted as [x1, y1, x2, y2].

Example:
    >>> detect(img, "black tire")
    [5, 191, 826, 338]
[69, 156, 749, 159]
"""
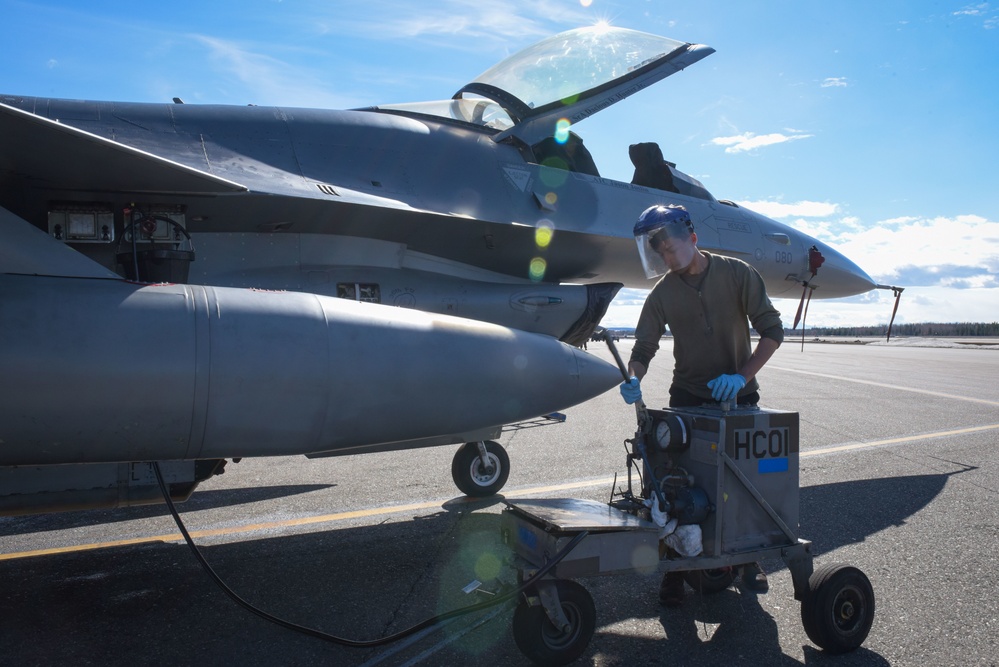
[512, 580, 596, 666]
[451, 441, 510, 497]
[683, 567, 736, 594]
[800, 563, 875, 653]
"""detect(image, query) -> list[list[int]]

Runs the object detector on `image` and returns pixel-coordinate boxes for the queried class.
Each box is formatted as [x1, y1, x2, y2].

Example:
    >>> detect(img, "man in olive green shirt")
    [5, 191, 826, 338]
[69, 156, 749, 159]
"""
[619, 204, 784, 605]
[627, 249, 784, 407]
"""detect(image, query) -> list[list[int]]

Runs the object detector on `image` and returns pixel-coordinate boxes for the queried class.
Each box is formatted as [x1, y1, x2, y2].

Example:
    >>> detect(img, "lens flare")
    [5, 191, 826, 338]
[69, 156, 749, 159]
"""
[554, 118, 571, 144]
[535, 221, 554, 248]
[538, 161, 568, 187]
[475, 552, 503, 581]
[529, 257, 547, 281]
[580, 0, 593, 6]
[630, 544, 660, 575]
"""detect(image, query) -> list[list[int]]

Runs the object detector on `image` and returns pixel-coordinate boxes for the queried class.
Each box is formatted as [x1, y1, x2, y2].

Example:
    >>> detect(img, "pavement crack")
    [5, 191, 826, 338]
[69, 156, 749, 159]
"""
[377, 512, 459, 639]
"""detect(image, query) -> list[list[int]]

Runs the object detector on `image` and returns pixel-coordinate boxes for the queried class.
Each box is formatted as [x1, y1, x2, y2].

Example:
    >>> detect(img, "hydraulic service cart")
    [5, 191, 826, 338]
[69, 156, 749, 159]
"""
[501, 402, 875, 665]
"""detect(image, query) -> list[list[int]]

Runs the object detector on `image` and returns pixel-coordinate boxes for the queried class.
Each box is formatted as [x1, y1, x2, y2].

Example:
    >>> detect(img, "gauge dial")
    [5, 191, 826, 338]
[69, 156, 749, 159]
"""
[655, 419, 673, 449]
[653, 415, 688, 451]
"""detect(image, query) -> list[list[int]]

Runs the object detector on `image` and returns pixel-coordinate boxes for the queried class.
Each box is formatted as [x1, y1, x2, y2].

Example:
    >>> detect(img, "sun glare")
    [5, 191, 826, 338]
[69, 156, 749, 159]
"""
[591, 20, 612, 34]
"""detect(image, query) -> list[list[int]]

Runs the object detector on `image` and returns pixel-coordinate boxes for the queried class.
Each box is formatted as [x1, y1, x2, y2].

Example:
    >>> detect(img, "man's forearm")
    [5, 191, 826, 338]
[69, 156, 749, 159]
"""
[738, 336, 780, 382]
[627, 360, 648, 380]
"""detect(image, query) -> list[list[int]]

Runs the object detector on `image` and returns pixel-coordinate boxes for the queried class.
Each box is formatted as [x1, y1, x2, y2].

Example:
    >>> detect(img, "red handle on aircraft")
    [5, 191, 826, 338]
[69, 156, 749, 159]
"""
[808, 246, 825, 275]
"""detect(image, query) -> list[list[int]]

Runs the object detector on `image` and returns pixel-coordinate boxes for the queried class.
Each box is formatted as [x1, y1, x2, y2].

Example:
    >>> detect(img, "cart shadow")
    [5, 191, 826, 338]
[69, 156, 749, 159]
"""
[653, 589, 889, 667]
[575, 576, 890, 667]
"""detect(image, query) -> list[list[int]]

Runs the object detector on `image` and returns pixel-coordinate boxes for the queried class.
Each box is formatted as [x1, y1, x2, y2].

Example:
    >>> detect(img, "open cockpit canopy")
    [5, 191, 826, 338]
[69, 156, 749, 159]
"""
[371, 25, 713, 145]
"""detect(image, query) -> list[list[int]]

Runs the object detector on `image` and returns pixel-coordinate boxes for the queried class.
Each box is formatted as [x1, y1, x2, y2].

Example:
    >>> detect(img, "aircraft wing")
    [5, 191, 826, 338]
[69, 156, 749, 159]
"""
[0, 100, 247, 195]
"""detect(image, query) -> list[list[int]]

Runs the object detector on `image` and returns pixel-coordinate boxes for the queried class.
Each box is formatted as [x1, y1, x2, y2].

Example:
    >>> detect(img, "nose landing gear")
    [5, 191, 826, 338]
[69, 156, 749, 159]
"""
[451, 440, 510, 497]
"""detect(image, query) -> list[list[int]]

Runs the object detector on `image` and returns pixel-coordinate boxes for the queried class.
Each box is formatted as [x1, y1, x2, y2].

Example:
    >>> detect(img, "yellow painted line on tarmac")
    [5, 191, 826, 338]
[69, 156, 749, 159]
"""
[799, 422, 999, 457]
[4, 422, 998, 561]
[769, 365, 999, 407]
[0, 484, 611, 561]
[0, 501, 442, 561]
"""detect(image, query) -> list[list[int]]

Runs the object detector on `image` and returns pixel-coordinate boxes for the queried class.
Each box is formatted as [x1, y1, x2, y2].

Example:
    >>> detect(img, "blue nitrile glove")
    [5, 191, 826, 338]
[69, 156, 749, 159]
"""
[619, 376, 642, 405]
[707, 373, 746, 402]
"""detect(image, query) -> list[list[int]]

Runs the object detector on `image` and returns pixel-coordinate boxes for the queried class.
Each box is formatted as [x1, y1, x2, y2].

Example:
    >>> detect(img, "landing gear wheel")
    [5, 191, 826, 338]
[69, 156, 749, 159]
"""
[512, 580, 596, 666]
[683, 567, 736, 594]
[451, 440, 509, 497]
[800, 563, 875, 653]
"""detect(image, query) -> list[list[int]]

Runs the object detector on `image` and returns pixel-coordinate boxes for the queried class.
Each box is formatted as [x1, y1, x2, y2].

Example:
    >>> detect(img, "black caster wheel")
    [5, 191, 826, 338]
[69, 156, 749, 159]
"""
[512, 579, 596, 666]
[800, 563, 875, 653]
[683, 566, 736, 594]
[451, 440, 509, 497]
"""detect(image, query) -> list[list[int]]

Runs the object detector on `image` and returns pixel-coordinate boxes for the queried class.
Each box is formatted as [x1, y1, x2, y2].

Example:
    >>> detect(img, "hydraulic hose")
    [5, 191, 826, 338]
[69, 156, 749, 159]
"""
[152, 462, 588, 648]
[601, 331, 670, 512]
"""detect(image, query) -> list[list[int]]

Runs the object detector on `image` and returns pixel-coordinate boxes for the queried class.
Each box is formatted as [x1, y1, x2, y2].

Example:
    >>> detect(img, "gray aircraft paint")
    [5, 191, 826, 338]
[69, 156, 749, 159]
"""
[0, 274, 620, 466]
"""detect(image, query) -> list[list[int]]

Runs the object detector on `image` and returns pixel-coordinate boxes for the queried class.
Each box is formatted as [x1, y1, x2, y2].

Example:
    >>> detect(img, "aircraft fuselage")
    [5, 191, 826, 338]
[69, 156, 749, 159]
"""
[0, 95, 874, 313]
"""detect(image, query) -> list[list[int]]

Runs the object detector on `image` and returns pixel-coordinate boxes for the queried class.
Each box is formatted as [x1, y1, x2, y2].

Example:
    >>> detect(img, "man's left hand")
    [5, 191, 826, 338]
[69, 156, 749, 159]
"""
[707, 373, 746, 402]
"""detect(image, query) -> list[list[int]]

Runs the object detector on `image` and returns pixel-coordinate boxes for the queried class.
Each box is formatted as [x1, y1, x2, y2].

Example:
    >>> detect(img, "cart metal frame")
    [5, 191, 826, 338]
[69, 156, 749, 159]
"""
[500, 404, 873, 665]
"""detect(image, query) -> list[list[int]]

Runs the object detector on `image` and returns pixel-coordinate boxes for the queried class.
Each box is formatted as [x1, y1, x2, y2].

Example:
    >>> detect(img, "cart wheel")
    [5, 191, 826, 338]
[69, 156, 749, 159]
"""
[451, 441, 510, 497]
[800, 563, 875, 653]
[512, 580, 596, 666]
[683, 567, 736, 594]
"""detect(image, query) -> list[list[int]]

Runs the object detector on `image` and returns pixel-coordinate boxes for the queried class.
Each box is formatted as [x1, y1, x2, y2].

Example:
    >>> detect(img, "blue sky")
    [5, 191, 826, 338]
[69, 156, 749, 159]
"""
[3, 0, 998, 328]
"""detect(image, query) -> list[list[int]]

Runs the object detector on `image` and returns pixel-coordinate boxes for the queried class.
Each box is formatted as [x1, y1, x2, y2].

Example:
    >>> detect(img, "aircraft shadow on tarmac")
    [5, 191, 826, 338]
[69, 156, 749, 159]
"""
[0, 484, 334, 536]
[0, 468, 971, 665]
[798, 466, 974, 556]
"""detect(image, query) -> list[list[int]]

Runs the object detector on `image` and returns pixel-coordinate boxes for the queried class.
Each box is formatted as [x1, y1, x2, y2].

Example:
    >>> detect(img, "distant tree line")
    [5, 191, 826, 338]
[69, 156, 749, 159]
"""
[794, 322, 999, 337]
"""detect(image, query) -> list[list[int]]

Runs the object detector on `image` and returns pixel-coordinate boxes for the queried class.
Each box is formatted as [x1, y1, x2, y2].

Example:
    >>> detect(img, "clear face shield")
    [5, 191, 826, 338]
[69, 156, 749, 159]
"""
[634, 222, 696, 279]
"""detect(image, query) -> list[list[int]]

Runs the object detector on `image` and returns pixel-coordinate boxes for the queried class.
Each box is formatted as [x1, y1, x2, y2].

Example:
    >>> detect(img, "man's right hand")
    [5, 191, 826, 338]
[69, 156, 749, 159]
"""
[619, 376, 642, 405]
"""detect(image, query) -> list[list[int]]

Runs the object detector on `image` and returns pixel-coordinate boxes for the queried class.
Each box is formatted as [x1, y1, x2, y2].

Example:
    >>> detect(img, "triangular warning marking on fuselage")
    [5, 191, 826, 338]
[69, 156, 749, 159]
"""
[502, 165, 532, 192]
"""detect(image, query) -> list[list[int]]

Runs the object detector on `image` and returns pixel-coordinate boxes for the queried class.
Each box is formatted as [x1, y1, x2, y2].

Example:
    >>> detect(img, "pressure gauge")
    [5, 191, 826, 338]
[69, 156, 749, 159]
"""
[655, 420, 673, 448]
[653, 415, 688, 451]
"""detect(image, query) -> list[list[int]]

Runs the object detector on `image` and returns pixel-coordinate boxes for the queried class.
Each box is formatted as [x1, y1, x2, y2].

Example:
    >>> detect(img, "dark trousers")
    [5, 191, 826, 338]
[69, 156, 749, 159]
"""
[668, 385, 759, 408]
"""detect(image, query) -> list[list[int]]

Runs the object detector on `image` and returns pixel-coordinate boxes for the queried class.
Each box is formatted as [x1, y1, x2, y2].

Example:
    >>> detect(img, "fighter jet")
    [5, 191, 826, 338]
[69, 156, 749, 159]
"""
[0, 26, 881, 515]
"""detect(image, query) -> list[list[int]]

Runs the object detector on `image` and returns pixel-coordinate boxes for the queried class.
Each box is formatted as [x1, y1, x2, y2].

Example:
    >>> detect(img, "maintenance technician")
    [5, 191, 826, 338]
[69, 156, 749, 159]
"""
[619, 203, 785, 607]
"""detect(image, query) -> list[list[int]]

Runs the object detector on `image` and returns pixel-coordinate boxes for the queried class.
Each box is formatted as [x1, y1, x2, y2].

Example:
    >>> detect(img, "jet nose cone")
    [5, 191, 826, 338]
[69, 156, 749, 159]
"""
[494, 335, 624, 423]
[565, 343, 629, 402]
[812, 243, 877, 298]
[317, 303, 624, 450]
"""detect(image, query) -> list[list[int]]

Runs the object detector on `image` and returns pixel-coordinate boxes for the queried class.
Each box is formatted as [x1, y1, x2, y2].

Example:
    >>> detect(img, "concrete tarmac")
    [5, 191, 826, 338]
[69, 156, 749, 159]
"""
[2, 338, 998, 666]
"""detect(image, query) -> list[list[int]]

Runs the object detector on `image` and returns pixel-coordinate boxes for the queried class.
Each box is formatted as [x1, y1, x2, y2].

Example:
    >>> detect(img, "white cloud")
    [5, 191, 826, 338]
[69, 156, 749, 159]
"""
[738, 200, 839, 219]
[821, 77, 848, 88]
[789, 213, 999, 289]
[189, 34, 356, 108]
[954, 3, 988, 16]
[315, 0, 592, 44]
[880, 215, 919, 227]
[952, 3, 999, 28]
[709, 131, 812, 154]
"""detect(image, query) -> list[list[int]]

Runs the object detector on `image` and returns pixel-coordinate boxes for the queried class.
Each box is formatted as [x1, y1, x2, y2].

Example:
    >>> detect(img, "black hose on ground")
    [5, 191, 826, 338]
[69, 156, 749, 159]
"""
[153, 462, 588, 648]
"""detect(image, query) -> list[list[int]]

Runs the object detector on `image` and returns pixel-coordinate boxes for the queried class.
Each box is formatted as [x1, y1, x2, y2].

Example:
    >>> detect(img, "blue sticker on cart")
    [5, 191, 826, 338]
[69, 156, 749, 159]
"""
[518, 525, 538, 549]
[758, 457, 788, 474]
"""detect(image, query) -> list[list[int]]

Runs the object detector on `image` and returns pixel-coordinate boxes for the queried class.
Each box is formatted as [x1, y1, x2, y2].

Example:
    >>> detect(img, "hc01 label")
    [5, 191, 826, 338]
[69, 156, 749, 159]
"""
[732, 427, 790, 459]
